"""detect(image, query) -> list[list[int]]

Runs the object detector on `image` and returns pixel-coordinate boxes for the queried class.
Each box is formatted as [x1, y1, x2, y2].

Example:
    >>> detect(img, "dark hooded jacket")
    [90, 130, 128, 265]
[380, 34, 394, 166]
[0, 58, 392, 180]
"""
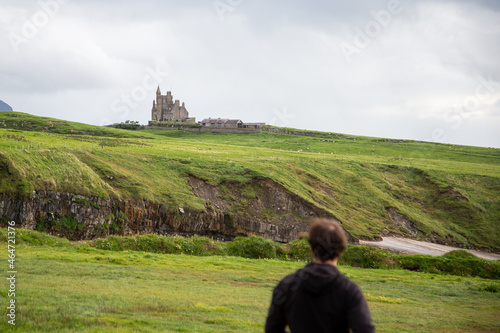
[265, 262, 374, 333]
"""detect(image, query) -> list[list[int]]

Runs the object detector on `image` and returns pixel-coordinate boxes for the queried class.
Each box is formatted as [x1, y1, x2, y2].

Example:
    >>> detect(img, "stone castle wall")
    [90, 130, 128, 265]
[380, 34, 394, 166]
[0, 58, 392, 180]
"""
[147, 126, 261, 133]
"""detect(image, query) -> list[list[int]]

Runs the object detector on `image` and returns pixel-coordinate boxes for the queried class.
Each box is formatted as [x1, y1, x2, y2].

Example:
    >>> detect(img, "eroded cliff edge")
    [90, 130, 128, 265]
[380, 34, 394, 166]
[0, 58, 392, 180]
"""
[0, 176, 343, 242]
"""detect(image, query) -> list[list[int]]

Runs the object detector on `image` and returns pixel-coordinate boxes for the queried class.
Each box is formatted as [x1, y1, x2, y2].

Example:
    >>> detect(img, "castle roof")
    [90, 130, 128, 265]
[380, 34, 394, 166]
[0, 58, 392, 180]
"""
[226, 119, 242, 123]
[201, 118, 242, 124]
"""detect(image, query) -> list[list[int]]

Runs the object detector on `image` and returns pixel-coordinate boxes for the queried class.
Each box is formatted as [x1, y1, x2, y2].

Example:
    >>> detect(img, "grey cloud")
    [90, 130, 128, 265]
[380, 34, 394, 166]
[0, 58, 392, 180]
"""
[0, 0, 499, 147]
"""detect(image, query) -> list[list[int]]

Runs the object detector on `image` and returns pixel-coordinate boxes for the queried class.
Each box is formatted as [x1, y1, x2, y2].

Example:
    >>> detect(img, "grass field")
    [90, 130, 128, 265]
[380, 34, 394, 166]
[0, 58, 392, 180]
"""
[0, 231, 499, 332]
[0, 111, 499, 250]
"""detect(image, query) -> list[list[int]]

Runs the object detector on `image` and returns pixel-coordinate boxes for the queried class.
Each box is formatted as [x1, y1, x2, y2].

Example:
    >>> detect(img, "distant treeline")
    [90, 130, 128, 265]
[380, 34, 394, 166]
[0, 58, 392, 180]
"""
[106, 121, 143, 130]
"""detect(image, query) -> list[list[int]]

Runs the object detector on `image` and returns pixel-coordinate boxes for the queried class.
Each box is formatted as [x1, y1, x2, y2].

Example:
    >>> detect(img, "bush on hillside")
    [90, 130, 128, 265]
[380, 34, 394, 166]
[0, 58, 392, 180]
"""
[273, 242, 289, 260]
[227, 236, 276, 259]
[340, 245, 396, 269]
[286, 238, 311, 261]
[0, 228, 70, 247]
[398, 254, 500, 279]
[92, 234, 225, 256]
[442, 250, 478, 260]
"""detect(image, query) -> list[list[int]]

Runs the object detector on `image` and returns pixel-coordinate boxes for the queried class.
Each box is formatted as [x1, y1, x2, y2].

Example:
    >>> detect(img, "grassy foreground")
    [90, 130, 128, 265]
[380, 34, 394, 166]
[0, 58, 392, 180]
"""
[1, 232, 499, 332]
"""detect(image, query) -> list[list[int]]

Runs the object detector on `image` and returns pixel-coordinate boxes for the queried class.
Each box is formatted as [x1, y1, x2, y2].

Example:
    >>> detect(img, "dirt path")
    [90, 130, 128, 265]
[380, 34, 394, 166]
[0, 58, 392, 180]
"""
[359, 237, 500, 261]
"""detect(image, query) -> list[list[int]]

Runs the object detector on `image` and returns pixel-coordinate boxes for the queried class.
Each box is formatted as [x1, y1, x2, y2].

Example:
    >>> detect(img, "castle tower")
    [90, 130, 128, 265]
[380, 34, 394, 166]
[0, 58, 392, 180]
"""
[172, 100, 180, 120]
[151, 100, 157, 121]
[156, 86, 163, 121]
[166, 91, 173, 104]
[179, 102, 188, 119]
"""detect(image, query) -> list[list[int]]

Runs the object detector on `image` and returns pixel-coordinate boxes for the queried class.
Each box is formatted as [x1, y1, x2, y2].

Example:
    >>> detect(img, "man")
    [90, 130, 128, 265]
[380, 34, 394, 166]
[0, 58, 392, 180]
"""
[265, 218, 375, 333]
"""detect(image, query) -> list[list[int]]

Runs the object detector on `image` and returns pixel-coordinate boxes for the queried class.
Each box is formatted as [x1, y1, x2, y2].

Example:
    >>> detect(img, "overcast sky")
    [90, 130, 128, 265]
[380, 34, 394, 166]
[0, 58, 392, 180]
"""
[1, 0, 499, 147]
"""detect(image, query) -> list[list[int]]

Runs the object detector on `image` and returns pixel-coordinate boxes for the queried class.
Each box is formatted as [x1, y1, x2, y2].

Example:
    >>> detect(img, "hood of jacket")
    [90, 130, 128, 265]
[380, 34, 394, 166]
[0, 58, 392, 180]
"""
[298, 262, 341, 294]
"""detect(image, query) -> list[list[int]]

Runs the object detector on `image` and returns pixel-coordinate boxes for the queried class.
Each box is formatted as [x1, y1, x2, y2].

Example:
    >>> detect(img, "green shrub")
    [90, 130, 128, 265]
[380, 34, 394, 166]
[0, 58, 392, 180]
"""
[286, 239, 310, 261]
[110, 211, 128, 235]
[481, 283, 499, 293]
[0, 228, 70, 246]
[227, 236, 276, 259]
[274, 243, 288, 260]
[340, 245, 396, 269]
[442, 250, 477, 260]
[396, 254, 500, 279]
[59, 214, 84, 233]
[74, 198, 100, 209]
[397, 255, 437, 273]
[91, 234, 226, 256]
[92, 235, 126, 251]
[187, 236, 226, 256]
[133, 234, 165, 253]
[34, 217, 53, 232]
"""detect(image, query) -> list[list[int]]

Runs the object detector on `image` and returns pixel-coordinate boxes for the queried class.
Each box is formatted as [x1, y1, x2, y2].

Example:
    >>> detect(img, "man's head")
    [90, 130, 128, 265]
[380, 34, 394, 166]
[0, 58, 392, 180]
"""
[307, 218, 347, 263]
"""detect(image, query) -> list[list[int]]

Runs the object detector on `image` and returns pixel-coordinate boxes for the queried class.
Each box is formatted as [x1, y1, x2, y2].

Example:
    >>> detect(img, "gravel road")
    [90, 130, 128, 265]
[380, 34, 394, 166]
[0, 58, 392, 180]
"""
[359, 237, 500, 261]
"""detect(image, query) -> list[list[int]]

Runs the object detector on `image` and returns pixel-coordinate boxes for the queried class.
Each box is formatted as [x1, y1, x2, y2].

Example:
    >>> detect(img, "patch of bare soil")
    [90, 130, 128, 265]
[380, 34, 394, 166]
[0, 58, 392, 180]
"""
[385, 207, 420, 237]
[360, 237, 500, 261]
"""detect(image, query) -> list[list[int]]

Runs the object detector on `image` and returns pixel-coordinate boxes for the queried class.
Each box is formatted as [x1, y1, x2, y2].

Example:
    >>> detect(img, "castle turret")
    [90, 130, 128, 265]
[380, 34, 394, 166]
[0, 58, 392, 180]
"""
[151, 100, 157, 121]
[156, 86, 163, 120]
[179, 102, 188, 120]
[172, 100, 180, 120]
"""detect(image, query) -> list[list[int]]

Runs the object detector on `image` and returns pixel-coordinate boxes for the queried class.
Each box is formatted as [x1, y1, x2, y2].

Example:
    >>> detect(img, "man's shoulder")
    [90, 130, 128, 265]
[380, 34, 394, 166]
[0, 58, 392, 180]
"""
[273, 265, 313, 293]
[277, 268, 305, 286]
[276, 263, 356, 290]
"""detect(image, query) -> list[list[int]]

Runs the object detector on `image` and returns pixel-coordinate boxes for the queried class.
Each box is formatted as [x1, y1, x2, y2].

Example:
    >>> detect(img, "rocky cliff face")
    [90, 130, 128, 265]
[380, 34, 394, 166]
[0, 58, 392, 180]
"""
[0, 177, 342, 242]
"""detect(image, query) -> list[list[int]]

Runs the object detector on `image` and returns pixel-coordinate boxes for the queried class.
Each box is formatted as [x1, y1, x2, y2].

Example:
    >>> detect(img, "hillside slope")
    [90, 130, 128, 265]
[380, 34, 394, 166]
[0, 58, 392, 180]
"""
[0, 112, 499, 251]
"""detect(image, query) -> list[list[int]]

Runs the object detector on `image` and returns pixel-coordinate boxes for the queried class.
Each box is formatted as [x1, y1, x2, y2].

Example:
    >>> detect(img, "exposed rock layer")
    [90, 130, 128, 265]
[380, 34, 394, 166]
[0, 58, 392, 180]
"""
[0, 177, 342, 242]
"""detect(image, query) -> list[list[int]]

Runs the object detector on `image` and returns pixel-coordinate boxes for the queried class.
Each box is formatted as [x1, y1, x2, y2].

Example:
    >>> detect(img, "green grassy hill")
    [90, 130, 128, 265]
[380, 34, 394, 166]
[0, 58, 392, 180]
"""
[0, 112, 499, 250]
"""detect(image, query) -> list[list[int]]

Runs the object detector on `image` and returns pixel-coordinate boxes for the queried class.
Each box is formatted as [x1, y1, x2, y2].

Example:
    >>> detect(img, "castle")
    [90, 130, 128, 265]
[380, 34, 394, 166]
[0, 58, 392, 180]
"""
[150, 87, 265, 130]
[151, 86, 195, 122]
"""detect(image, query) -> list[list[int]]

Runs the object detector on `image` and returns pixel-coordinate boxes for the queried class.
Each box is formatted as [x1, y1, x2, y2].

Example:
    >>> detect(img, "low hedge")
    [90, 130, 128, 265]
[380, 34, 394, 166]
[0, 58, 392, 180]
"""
[91, 234, 499, 279]
[226, 236, 277, 259]
[92, 234, 225, 256]
[1, 228, 497, 280]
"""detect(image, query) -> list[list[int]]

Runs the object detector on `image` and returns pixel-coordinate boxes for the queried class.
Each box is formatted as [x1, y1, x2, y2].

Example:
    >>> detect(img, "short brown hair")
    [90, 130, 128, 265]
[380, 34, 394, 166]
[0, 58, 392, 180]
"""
[307, 218, 347, 262]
